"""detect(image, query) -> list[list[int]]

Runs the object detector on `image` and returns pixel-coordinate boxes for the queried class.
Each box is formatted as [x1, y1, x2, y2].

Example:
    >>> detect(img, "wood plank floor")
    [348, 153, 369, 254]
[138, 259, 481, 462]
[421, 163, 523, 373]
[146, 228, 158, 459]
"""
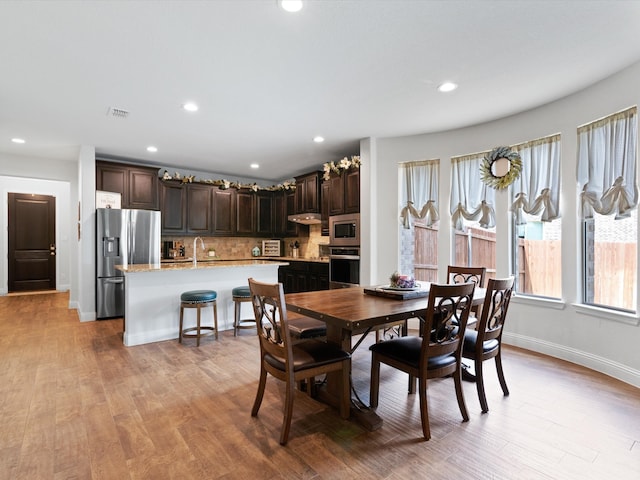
[1, 292, 639, 479]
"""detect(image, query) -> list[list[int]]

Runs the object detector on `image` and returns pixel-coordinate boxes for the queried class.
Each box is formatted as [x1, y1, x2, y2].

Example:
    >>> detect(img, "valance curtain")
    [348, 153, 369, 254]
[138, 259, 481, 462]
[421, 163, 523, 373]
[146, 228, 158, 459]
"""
[450, 153, 496, 231]
[399, 159, 439, 229]
[577, 106, 638, 219]
[510, 134, 561, 225]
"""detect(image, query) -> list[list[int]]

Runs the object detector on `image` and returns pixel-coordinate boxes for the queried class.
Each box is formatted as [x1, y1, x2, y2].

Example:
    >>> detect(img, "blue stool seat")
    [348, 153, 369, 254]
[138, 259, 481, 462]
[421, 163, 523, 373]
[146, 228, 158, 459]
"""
[181, 290, 217, 303]
[233, 285, 256, 336]
[179, 290, 219, 346]
[232, 286, 251, 298]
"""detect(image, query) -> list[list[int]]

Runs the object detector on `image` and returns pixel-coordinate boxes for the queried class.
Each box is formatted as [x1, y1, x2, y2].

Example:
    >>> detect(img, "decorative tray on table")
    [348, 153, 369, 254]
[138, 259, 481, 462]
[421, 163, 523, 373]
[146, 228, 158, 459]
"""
[363, 283, 431, 300]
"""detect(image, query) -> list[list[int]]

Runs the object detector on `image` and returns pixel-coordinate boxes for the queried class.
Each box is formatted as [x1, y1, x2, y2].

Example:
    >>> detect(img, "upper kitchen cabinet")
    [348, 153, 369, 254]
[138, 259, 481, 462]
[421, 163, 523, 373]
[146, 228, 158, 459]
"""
[256, 191, 274, 236]
[159, 181, 187, 234]
[294, 172, 321, 214]
[96, 160, 159, 210]
[186, 183, 212, 234]
[235, 191, 255, 235]
[324, 167, 360, 216]
[274, 190, 298, 237]
[212, 188, 236, 235]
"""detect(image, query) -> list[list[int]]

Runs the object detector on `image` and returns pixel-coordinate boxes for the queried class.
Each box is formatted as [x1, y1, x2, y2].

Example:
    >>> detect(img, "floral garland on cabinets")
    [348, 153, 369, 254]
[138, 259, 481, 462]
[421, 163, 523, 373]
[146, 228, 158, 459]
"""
[161, 170, 295, 192]
[323, 156, 361, 181]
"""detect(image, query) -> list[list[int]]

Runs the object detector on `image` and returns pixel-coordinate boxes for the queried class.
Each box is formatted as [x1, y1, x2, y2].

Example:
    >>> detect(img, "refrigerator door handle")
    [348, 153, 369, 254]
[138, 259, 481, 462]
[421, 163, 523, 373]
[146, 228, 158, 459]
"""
[104, 277, 124, 284]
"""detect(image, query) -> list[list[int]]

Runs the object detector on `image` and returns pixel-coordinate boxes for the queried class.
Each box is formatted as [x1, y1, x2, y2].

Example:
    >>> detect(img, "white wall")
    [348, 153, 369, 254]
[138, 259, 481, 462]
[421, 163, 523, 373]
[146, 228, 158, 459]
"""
[0, 153, 77, 304]
[361, 60, 640, 387]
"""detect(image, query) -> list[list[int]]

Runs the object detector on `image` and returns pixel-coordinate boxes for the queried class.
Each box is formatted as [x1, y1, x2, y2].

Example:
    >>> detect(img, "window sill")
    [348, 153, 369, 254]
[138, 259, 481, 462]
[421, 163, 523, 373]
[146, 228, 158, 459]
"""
[572, 303, 639, 326]
[511, 294, 565, 310]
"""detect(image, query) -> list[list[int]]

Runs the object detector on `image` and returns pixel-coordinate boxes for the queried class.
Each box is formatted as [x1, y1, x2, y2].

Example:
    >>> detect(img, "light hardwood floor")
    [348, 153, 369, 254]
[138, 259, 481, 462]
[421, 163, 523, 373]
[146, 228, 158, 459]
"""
[1, 292, 639, 479]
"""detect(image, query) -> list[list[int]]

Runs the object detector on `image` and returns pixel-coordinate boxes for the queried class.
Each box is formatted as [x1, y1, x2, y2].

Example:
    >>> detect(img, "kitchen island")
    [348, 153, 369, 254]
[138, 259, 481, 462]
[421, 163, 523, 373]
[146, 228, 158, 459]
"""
[116, 260, 287, 346]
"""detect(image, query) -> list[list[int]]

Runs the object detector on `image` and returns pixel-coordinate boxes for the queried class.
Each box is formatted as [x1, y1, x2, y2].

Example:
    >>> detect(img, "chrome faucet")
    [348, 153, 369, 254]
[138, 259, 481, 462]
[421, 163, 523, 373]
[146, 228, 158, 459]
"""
[193, 237, 205, 266]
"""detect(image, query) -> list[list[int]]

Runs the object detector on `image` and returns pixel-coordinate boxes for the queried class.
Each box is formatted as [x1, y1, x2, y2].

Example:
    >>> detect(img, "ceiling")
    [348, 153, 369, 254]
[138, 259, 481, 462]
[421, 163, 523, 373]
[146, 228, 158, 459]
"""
[2, 1, 640, 182]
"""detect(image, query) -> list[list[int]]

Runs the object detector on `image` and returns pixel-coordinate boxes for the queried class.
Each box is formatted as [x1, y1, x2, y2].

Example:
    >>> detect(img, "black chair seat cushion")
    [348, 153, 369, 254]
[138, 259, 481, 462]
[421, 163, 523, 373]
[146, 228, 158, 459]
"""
[265, 340, 350, 372]
[369, 336, 456, 371]
[288, 316, 327, 338]
[463, 330, 499, 354]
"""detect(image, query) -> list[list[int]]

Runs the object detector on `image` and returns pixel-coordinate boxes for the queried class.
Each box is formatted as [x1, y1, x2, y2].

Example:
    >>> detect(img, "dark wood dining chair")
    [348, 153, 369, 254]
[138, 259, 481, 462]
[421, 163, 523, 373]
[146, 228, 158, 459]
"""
[247, 278, 351, 445]
[447, 265, 486, 317]
[462, 277, 514, 413]
[447, 265, 486, 287]
[369, 282, 476, 440]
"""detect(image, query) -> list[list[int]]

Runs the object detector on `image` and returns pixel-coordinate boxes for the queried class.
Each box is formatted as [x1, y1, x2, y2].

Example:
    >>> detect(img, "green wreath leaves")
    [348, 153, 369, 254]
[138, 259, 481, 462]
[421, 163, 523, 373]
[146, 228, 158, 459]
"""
[480, 146, 522, 190]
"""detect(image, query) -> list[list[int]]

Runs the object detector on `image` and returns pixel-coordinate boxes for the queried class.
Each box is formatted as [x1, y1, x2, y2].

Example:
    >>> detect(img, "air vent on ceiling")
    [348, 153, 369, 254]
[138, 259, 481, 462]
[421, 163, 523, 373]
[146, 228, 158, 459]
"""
[107, 107, 130, 119]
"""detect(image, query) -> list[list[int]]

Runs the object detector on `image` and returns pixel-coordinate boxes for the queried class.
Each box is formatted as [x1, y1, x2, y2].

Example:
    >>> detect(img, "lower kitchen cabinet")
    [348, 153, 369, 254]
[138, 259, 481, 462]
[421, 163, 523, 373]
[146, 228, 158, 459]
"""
[278, 261, 329, 293]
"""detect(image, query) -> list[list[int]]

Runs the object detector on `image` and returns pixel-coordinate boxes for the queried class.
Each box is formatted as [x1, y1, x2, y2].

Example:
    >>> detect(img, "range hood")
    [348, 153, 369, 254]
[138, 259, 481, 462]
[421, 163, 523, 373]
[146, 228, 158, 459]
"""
[288, 213, 322, 225]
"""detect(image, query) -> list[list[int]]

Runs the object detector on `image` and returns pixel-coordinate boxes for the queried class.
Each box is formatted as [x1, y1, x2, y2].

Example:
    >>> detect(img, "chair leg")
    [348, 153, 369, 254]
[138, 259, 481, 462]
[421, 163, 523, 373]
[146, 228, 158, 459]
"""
[280, 378, 296, 445]
[418, 377, 431, 440]
[251, 367, 268, 417]
[475, 360, 489, 413]
[369, 355, 380, 409]
[454, 367, 470, 421]
[195, 304, 202, 347]
[340, 359, 351, 419]
[233, 300, 240, 336]
[495, 350, 509, 396]
[178, 304, 184, 343]
[212, 301, 219, 340]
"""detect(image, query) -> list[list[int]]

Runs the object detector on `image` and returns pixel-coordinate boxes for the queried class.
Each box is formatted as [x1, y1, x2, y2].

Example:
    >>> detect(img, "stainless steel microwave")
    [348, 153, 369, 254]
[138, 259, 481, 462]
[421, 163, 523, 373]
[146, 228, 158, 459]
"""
[329, 213, 360, 246]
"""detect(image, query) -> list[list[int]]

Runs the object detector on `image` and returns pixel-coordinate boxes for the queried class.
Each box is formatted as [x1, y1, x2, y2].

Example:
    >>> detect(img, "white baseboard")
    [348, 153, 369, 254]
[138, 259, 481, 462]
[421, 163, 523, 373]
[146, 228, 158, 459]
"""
[503, 332, 640, 389]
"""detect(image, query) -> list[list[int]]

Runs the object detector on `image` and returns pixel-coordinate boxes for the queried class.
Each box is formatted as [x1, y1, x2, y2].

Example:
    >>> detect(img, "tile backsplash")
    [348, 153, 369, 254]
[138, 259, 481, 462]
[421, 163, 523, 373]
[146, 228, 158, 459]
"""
[164, 224, 328, 260]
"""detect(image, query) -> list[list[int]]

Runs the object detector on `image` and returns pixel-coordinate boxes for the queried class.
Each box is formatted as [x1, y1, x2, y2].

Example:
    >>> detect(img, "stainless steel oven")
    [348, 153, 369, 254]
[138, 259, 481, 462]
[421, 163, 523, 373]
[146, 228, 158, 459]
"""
[329, 213, 360, 247]
[329, 246, 360, 289]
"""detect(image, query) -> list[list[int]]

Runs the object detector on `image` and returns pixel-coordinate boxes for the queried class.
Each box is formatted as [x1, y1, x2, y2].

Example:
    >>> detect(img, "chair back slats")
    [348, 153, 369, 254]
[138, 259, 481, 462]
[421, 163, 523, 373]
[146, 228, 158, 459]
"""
[422, 283, 475, 360]
[447, 265, 487, 288]
[478, 277, 514, 343]
[249, 279, 295, 372]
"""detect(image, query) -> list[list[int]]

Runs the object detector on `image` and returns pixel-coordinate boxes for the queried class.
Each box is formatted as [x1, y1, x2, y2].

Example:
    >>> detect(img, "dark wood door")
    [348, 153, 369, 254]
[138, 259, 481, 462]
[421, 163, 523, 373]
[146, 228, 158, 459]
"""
[344, 168, 360, 213]
[256, 191, 273, 236]
[8, 193, 56, 292]
[236, 191, 255, 235]
[128, 167, 159, 210]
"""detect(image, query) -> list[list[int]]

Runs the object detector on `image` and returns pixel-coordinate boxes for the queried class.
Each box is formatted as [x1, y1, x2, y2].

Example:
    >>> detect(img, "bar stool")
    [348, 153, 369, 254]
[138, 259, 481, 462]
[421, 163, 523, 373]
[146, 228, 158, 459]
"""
[179, 290, 218, 346]
[232, 285, 256, 336]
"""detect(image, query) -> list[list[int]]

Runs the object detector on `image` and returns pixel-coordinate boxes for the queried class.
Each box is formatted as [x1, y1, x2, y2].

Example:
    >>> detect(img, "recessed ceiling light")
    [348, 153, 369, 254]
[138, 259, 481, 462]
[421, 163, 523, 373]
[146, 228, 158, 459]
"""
[279, 0, 303, 13]
[147, 146, 158, 153]
[182, 102, 199, 112]
[437, 82, 458, 93]
[313, 136, 325, 143]
[11, 138, 25, 144]
[250, 163, 259, 169]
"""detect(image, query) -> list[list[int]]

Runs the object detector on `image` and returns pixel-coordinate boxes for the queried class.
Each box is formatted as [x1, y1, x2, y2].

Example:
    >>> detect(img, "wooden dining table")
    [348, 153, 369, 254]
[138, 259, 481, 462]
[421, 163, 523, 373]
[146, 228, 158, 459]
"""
[285, 284, 486, 430]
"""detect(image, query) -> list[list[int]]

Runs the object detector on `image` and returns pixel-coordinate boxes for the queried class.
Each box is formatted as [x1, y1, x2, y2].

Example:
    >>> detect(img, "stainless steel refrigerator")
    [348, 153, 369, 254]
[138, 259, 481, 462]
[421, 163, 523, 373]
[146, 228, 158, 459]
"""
[96, 208, 160, 319]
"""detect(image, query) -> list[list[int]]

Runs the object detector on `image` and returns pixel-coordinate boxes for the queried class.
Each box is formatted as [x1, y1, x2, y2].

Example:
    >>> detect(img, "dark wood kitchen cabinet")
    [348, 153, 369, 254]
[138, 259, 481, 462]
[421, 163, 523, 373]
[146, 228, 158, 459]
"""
[274, 190, 299, 237]
[278, 260, 329, 293]
[235, 191, 255, 235]
[186, 183, 212, 234]
[294, 172, 321, 214]
[256, 191, 274, 236]
[96, 160, 159, 210]
[212, 188, 236, 235]
[321, 180, 330, 236]
[324, 167, 360, 216]
[159, 181, 187, 234]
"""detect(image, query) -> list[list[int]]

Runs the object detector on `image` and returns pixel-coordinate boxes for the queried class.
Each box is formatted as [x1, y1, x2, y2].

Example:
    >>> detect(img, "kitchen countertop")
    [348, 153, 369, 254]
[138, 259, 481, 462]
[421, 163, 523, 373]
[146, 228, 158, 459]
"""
[160, 256, 329, 264]
[117, 259, 288, 274]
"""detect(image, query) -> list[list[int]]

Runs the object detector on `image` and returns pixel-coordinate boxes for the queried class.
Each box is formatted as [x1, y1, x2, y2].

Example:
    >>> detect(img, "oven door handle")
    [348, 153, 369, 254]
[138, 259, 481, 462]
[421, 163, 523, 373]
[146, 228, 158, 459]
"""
[330, 255, 360, 260]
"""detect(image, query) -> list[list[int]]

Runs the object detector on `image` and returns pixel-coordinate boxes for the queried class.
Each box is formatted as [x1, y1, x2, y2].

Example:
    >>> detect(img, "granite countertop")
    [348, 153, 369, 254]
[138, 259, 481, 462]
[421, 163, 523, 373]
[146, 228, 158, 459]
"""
[116, 259, 288, 274]
[160, 256, 329, 264]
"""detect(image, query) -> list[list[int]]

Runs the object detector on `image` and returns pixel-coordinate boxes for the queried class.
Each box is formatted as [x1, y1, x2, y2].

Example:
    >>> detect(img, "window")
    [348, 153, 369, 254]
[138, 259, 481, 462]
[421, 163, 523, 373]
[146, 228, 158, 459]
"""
[578, 106, 638, 312]
[510, 134, 562, 298]
[450, 152, 496, 276]
[399, 159, 439, 282]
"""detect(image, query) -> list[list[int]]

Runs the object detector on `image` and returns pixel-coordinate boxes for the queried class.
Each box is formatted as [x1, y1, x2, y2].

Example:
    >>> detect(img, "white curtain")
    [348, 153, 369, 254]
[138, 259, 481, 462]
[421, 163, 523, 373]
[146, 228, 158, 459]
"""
[399, 159, 439, 228]
[577, 106, 638, 219]
[510, 134, 561, 225]
[450, 152, 496, 231]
